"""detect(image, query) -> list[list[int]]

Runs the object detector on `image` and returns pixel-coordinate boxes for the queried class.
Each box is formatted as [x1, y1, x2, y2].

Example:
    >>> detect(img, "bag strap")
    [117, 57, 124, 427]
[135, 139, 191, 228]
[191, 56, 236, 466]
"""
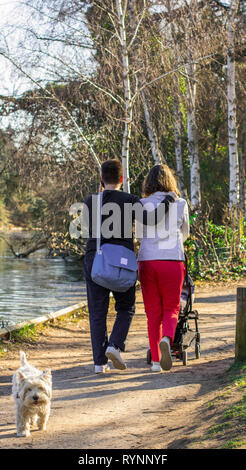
[164, 194, 188, 282]
[96, 192, 103, 254]
[163, 194, 175, 213]
[184, 252, 189, 284]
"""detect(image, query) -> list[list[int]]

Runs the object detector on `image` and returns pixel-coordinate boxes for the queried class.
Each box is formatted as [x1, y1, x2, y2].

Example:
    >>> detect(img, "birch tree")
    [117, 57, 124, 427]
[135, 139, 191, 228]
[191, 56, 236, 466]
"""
[129, 0, 163, 165]
[174, 92, 186, 196]
[239, 105, 246, 214]
[227, 0, 240, 208]
[186, 59, 201, 210]
[167, 0, 185, 196]
[185, 1, 201, 210]
[115, 0, 132, 192]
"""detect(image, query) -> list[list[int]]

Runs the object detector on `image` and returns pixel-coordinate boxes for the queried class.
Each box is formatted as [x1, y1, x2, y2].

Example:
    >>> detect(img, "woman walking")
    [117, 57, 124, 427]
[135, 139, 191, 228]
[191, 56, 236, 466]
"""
[137, 164, 190, 372]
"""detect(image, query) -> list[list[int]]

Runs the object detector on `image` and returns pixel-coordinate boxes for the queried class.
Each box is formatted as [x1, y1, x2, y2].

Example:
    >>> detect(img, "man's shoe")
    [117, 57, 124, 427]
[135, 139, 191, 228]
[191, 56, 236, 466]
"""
[159, 336, 172, 371]
[105, 346, 127, 370]
[95, 364, 110, 374]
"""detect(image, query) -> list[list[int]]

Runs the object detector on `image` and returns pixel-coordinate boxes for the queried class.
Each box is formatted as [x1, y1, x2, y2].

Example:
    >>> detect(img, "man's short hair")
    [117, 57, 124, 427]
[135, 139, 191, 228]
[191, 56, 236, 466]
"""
[101, 159, 123, 184]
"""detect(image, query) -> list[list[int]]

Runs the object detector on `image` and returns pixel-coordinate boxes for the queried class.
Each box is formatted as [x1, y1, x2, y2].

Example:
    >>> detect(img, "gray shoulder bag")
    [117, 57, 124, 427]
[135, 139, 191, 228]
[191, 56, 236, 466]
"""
[91, 192, 138, 292]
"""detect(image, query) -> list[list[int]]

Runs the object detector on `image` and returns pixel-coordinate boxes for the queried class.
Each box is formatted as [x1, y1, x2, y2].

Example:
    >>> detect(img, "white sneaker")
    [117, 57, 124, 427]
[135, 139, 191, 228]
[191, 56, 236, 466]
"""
[105, 346, 127, 370]
[159, 336, 172, 371]
[151, 362, 162, 372]
[95, 364, 110, 374]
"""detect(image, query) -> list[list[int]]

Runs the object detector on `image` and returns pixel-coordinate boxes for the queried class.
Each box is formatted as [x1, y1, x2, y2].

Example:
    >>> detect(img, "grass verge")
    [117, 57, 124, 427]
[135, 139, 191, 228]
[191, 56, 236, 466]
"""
[0, 305, 89, 354]
[204, 361, 246, 449]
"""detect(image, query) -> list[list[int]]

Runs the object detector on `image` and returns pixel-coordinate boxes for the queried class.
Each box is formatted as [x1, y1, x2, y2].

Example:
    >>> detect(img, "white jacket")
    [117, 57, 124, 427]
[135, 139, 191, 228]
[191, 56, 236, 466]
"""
[136, 191, 189, 262]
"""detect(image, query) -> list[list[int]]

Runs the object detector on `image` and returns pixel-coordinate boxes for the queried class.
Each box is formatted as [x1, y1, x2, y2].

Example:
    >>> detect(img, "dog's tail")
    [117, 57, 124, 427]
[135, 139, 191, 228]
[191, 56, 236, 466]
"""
[20, 350, 27, 366]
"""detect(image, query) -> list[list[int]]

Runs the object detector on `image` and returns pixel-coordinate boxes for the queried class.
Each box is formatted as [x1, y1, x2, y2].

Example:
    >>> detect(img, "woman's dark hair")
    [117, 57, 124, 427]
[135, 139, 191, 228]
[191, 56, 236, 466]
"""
[143, 164, 180, 197]
[101, 159, 123, 184]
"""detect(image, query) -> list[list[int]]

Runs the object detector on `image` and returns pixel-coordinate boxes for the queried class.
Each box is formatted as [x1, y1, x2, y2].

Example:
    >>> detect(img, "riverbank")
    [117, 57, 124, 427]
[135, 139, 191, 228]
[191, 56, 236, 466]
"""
[0, 301, 87, 340]
[0, 235, 86, 324]
[0, 279, 246, 449]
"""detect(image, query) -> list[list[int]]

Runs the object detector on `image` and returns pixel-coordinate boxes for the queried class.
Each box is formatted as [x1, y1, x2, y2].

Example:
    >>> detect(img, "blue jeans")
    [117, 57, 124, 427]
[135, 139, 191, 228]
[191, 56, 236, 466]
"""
[84, 252, 136, 365]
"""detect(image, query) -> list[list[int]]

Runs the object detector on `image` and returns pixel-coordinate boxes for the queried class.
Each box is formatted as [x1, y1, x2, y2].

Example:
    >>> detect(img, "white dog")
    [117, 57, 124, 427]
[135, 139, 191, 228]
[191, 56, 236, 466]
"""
[12, 351, 52, 437]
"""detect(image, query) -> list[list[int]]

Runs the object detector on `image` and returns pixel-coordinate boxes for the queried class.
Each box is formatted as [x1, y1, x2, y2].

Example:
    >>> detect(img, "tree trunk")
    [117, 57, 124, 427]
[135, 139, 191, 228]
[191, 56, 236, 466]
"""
[167, 0, 185, 197]
[227, 0, 240, 209]
[141, 88, 162, 164]
[115, 0, 132, 193]
[174, 85, 186, 197]
[187, 61, 201, 210]
[129, 0, 162, 165]
[239, 108, 246, 215]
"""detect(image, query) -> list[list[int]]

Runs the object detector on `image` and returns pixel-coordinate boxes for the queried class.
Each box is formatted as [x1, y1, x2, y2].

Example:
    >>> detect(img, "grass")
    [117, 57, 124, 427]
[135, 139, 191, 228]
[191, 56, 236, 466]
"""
[10, 323, 43, 343]
[0, 305, 89, 348]
[204, 361, 246, 449]
[207, 422, 231, 436]
[222, 439, 246, 449]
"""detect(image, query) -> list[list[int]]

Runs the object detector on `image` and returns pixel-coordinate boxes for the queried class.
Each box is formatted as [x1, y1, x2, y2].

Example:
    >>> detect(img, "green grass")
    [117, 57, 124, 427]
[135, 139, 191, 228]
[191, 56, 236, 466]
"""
[207, 422, 231, 436]
[222, 439, 246, 449]
[11, 323, 42, 343]
[205, 361, 246, 449]
[223, 394, 246, 421]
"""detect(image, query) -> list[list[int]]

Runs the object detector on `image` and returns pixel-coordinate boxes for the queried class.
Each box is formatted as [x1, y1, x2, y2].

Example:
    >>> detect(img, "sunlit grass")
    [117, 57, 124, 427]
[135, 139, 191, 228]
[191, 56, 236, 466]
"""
[205, 361, 246, 448]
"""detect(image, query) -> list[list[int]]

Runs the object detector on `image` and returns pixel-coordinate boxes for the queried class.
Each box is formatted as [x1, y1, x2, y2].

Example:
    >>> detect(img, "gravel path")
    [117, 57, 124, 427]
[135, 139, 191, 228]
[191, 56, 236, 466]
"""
[0, 279, 245, 449]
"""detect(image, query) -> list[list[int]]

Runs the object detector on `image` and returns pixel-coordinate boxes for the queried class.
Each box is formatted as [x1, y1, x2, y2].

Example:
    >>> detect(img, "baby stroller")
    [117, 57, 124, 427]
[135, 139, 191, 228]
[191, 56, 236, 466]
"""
[146, 257, 200, 367]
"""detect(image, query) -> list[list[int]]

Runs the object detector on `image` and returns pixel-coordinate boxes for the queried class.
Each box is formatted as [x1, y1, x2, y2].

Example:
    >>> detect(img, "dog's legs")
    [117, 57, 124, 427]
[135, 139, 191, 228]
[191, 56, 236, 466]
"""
[30, 414, 38, 427]
[38, 407, 50, 431]
[23, 420, 31, 437]
[16, 414, 31, 437]
[16, 403, 31, 437]
[16, 404, 24, 437]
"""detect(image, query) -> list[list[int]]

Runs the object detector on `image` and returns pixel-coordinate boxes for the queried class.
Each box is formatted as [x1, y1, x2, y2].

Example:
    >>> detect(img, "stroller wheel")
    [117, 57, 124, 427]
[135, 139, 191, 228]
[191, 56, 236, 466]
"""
[195, 342, 200, 359]
[147, 348, 152, 365]
[182, 350, 188, 366]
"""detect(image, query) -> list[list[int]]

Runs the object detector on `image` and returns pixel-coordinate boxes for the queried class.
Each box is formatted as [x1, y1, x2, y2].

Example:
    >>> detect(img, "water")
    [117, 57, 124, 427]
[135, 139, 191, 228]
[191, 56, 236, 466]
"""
[0, 238, 87, 325]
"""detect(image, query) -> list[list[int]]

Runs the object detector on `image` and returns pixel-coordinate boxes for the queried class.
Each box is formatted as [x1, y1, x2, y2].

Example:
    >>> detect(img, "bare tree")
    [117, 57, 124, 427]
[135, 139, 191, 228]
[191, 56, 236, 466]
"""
[185, 1, 201, 210]
[167, 0, 186, 196]
[227, 0, 240, 208]
[239, 104, 246, 214]
[115, 0, 133, 192]
[1, 0, 245, 222]
[129, 0, 163, 165]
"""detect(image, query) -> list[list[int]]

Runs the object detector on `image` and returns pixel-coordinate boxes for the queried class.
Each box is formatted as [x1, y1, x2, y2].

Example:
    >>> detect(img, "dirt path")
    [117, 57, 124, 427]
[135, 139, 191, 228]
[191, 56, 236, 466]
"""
[1, 279, 246, 449]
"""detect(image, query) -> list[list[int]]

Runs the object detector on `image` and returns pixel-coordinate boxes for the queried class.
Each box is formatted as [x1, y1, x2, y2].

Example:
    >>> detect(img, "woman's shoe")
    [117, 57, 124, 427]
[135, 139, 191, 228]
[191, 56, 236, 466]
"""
[159, 336, 172, 371]
[151, 362, 161, 372]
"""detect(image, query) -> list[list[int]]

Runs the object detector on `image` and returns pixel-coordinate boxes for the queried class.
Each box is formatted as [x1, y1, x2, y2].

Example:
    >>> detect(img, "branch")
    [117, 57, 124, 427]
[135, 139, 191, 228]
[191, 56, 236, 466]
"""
[212, 0, 230, 9]
[25, 31, 95, 50]
[0, 50, 101, 169]
[133, 53, 216, 99]
[0, 234, 47, 258]
[21, 44, 124, 106]
[127, 0, 146, 51]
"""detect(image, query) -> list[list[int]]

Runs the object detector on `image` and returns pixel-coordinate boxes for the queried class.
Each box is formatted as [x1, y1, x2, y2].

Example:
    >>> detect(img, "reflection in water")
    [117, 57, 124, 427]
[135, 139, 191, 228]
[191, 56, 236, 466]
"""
[0, 239, 87, 324]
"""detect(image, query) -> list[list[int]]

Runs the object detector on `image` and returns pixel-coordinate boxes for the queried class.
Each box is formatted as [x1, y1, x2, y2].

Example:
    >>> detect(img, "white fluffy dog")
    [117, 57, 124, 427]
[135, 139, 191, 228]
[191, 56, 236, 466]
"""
[12, 351, 52, 437]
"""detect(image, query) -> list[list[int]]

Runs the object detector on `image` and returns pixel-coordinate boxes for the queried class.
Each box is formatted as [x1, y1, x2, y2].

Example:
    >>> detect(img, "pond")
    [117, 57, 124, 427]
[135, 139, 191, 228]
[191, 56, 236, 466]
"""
[0, 237, 87, 326]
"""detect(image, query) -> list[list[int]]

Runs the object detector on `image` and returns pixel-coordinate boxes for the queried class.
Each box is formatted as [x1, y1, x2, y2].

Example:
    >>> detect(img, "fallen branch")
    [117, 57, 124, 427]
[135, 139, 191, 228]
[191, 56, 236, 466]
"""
[0, 234, 47, 258]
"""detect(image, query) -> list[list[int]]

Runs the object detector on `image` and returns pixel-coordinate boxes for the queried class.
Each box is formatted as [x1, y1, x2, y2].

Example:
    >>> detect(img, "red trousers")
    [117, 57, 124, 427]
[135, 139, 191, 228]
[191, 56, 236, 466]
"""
[138, 260, 185, 362]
